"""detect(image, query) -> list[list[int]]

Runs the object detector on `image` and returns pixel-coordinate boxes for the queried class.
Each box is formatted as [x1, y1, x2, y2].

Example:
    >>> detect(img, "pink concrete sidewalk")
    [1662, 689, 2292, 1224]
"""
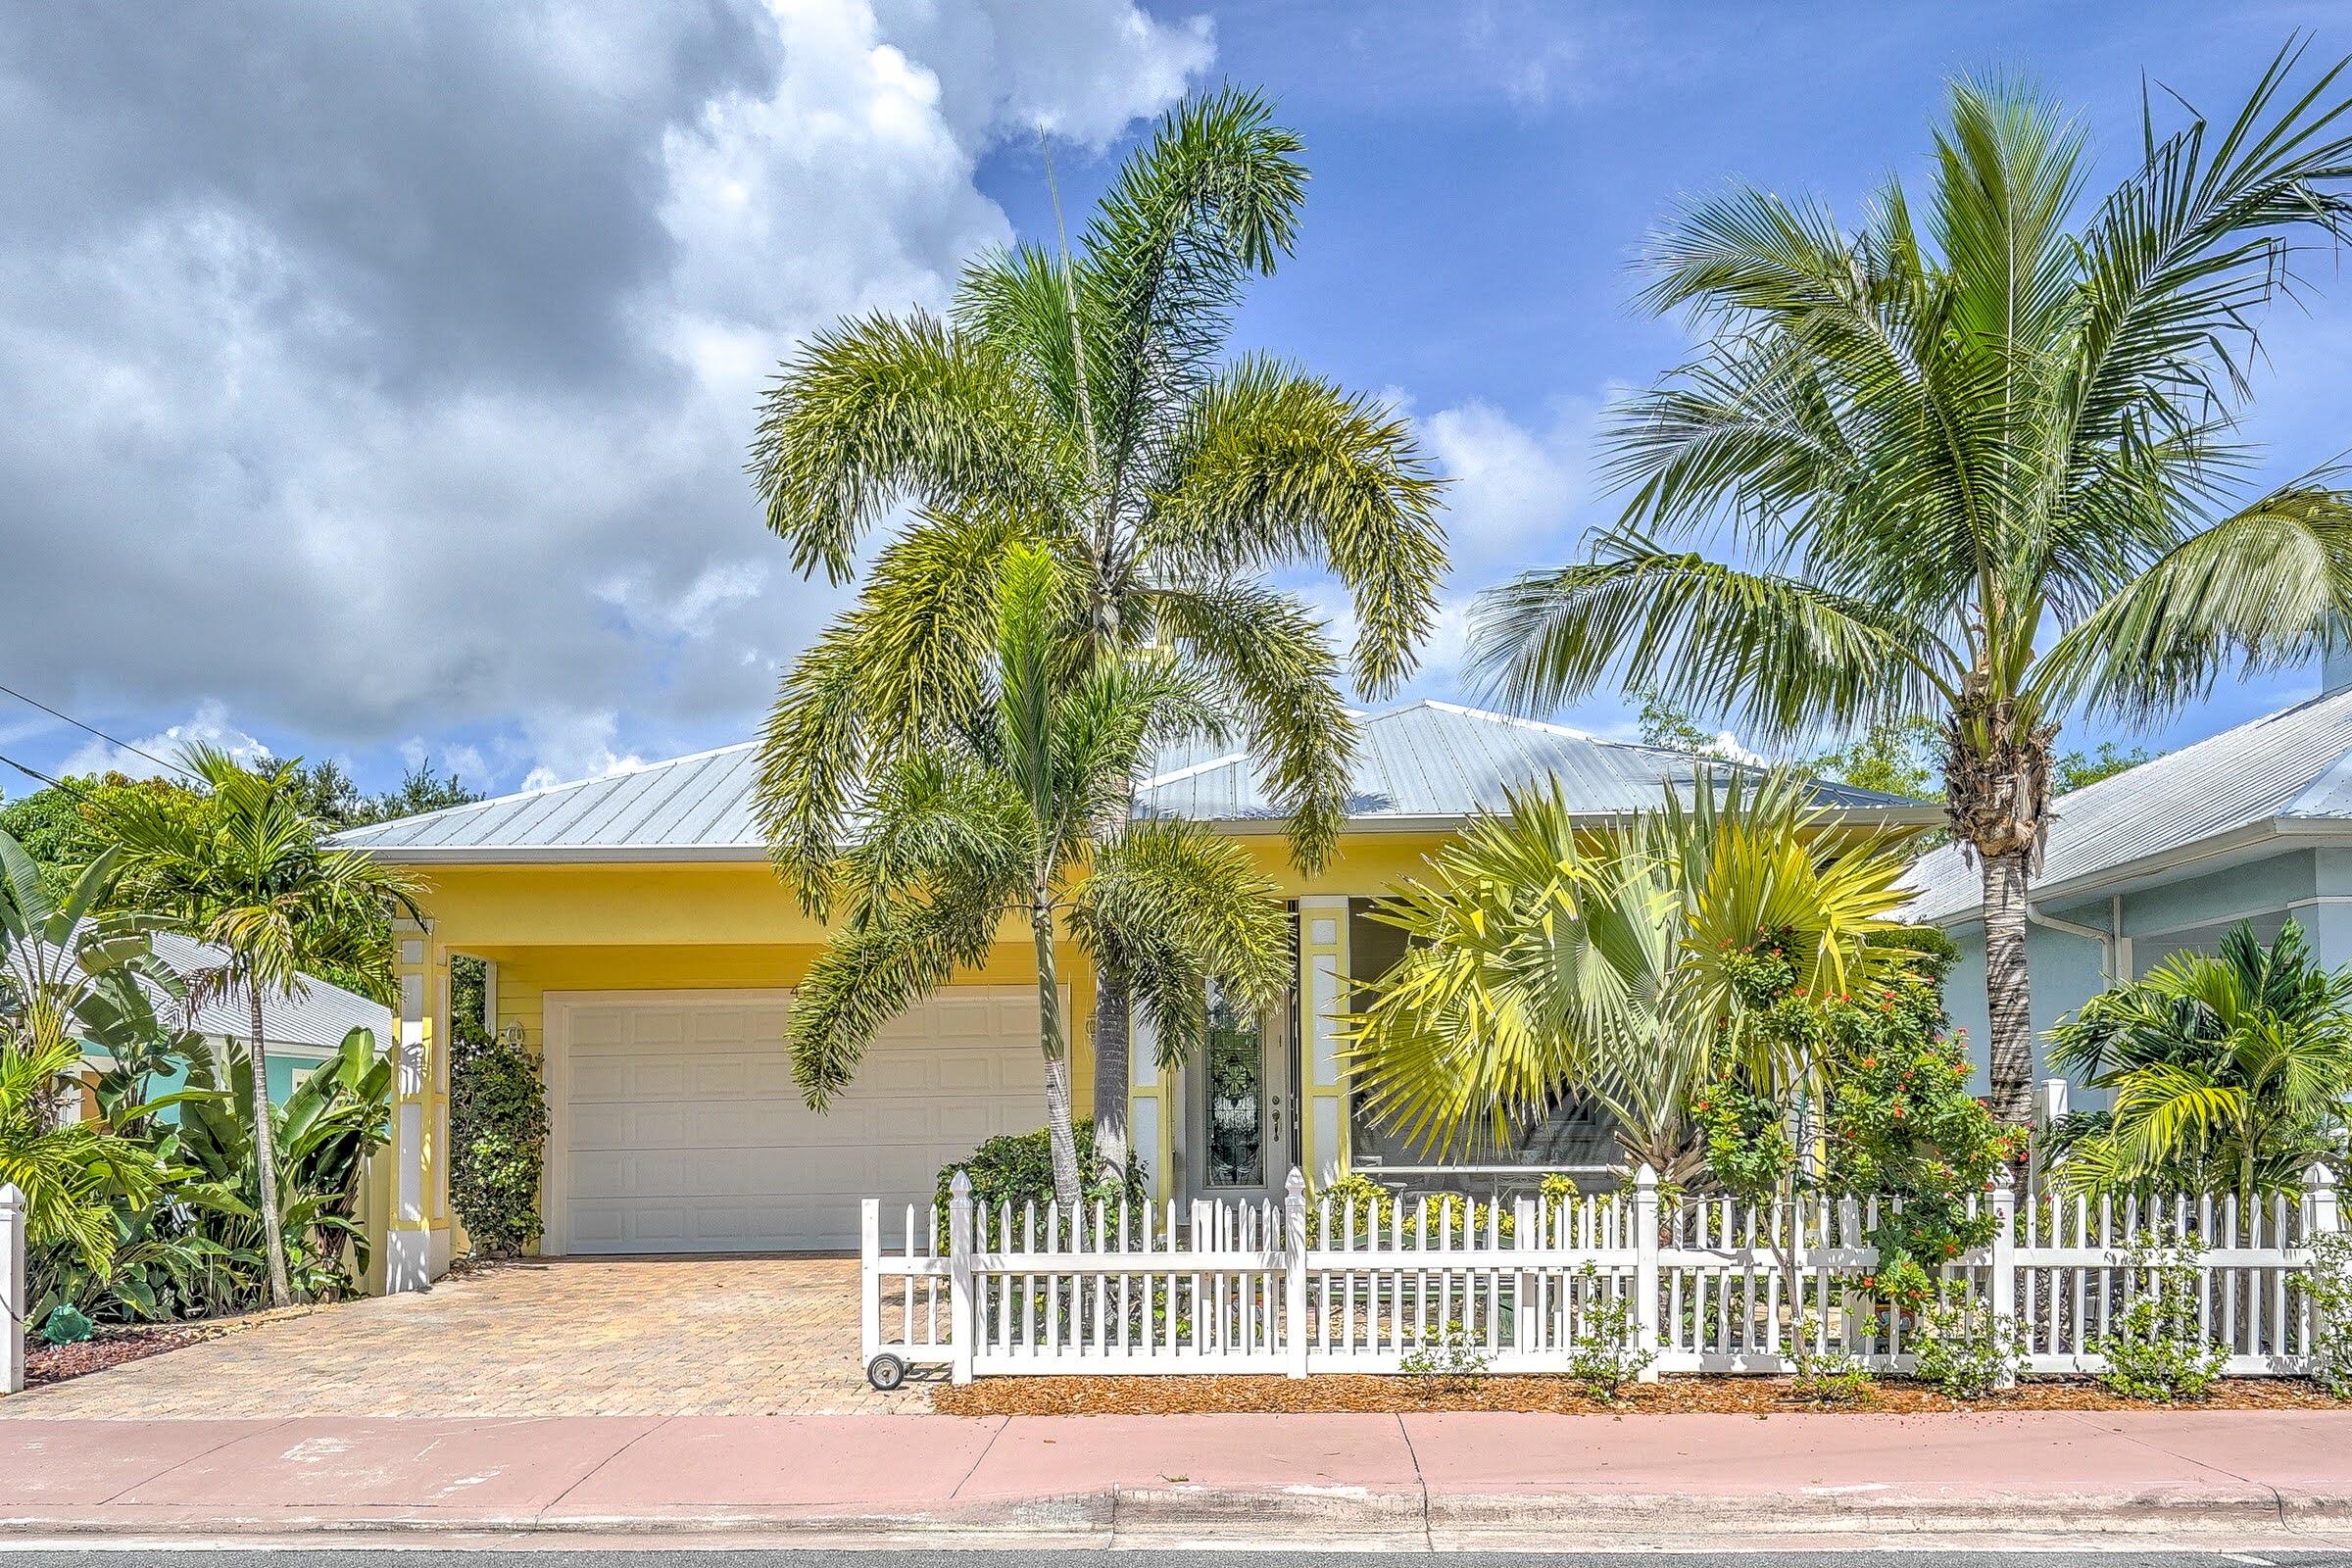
[5, 1409, 2352, 1545]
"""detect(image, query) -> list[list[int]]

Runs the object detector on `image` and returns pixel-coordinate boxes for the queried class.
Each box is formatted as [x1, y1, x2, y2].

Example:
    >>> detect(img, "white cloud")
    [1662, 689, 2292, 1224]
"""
[60, 700, 269, 780]
[0, 0, 1211, 791]
[1415, 392, 1607, 573]
[514, 710, 649, 794]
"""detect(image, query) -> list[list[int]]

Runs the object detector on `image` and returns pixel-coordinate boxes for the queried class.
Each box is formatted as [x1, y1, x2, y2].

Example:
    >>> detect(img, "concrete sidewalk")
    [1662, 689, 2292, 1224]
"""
[4, 1410, 2351, 1549]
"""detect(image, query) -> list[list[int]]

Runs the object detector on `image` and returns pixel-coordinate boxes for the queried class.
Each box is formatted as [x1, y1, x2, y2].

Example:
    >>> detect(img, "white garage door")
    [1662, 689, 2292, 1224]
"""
[553, 988, 1049, 1253]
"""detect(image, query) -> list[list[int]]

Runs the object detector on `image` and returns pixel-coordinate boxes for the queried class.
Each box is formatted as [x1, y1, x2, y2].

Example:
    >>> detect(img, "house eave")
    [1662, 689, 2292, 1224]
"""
[1922, 815, 2352, 928]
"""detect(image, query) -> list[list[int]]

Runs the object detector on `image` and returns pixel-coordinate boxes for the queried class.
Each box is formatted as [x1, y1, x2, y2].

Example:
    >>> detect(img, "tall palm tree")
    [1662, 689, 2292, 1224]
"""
[2046, 918, 2352, 1199]
[750, 85, 1446, 1174]
[788, 546, 1294, 1208]
[96, 746, 422, 1307]
[1470, 49, 2352, 1124]
[1348, 771, 1921, 1181]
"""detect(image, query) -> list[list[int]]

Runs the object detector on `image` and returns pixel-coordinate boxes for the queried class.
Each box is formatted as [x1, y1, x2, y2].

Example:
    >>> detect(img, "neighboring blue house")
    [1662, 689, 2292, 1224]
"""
[1904, 660, 2352, 1107]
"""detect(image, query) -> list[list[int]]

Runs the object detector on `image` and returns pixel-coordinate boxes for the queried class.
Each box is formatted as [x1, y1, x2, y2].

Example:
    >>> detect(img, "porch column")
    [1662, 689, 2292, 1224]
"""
[1127, 1005, 1171, 1200]
[1298, 895, 1350, 1188]
[381, 919, 452, 1293]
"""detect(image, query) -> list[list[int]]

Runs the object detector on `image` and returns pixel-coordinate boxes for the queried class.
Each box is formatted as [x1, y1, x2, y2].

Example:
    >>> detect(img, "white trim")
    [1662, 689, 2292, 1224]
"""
[1418, 698, 1598, 741]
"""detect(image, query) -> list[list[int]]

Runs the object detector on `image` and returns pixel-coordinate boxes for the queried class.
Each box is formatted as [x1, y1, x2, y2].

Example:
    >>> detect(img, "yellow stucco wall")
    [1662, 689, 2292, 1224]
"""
[369, 830, 1464, 1280]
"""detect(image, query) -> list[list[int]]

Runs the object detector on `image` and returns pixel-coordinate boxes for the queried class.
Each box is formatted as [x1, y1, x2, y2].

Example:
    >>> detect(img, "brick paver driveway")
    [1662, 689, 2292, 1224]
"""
[0, 1256, 923, 1418]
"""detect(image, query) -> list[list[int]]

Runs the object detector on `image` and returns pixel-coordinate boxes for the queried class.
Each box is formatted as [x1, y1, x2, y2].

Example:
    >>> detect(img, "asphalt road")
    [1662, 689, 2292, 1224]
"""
[3, 1553, 2350, 1566]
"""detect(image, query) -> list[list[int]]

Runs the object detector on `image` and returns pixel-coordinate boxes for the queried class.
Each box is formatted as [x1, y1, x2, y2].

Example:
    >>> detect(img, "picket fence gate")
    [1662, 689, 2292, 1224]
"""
[858, 1162, 2344, 1387]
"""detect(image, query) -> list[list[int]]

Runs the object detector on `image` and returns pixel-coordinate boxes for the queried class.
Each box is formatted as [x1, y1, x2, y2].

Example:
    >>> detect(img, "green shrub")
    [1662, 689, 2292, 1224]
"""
[2309, 1232, 2352, 1399]
[449, 1026, 549, 1260]
[937, 1120, 1144, 1231]
[1911, 1288, 2028, 1398]
[1400, 1319, 1490, 1393]
[1564, 1262, 1652, 1398]
[1789, 1312, 1876, 1404]
[2093, 1232, 2228, 1402]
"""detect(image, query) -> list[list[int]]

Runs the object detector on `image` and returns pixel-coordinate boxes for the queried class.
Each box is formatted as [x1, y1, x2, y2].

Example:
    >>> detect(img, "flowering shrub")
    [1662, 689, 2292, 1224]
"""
[1695, 930, 2022, 1310]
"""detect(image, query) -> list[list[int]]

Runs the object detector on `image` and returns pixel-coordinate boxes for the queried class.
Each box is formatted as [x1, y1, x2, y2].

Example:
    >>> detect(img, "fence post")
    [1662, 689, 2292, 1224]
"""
[948, 1168, 975, 1387]
[2309, 1162, 2340, 1366]
[1989, 1163, 2017, 1388]
[858, 1198, 880, 1365]
[2, 1183, 24, 1396]
[1633, 1163, 1660, 1383]
[1285, 1167, 1309, 1379]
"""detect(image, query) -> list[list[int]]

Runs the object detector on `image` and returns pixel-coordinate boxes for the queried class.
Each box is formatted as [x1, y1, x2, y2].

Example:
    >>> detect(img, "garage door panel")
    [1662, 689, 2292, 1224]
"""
[559, 986, 1048, 1254]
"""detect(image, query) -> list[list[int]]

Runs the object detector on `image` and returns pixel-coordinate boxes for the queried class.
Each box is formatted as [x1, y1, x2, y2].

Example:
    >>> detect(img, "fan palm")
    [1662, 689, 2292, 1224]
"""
[751, 85, 1446, 1175]
[1469, 48, 2352, 1125]
[788, 546, 1293, 1209]
[1347, 770, 1921, 1181]
[2045, 919, 2352, 1199]
[93, 746, 423, 1307]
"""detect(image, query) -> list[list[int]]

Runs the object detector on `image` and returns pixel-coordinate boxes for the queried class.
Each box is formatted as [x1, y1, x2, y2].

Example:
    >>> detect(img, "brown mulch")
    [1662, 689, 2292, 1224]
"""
[932, 1372, 2347, 1418]
[22, 1323, 222, 1388]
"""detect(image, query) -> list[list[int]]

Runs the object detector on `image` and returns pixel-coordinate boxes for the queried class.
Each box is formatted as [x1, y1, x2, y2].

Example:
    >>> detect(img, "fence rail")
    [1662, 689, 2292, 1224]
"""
[860, 1163, 2343, 1385]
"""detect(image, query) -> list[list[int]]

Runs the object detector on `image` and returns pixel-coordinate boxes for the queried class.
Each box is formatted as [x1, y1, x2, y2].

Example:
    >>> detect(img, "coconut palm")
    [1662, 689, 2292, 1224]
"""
[2045, 919, 2352, 1199]
[93, 746, 423, 1307]
[1469, 49, 2352, 1126]
[750, 85, 1446, 1175]
[787, 546, 1293, 1209]
[1347, 771, 1920, 1182]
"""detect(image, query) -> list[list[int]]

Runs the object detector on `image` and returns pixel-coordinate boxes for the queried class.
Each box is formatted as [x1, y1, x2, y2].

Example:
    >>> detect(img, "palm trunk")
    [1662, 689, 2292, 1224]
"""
[1090, 962, 1132, 1180]
[1030, 897, 1084, 1212]
[248, 989, 293, 1308]
[1980, 850, 2036, 1128]
[1943, 685, 2055, 1132]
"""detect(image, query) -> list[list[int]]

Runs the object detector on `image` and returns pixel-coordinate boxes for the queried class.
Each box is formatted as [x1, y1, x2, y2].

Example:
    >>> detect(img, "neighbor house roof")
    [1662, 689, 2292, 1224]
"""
[331, 699, 1934, 862]
[1903, 683, 2352, 926]
[9, 928, 392, 1054]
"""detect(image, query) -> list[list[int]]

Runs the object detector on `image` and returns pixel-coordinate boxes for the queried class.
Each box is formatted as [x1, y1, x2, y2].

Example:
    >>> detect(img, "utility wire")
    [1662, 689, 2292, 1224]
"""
[0, 681, 193, 781]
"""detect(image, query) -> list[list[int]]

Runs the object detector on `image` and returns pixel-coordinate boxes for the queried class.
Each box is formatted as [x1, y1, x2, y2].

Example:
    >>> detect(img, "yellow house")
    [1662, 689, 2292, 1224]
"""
[333, 699, 1931, 1292]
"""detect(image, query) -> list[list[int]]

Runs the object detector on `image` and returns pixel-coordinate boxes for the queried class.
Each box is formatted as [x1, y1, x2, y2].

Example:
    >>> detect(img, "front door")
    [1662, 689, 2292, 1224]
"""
[1186, 980, 1292, 1203]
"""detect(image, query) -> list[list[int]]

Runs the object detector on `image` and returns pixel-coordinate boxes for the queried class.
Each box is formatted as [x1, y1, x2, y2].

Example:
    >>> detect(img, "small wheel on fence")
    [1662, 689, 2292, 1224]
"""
[866, 1353, 908, 1392]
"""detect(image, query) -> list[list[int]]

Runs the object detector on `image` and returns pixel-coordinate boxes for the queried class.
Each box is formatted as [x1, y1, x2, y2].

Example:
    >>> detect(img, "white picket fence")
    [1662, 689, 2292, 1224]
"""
[860, 1163, 2345, 1386]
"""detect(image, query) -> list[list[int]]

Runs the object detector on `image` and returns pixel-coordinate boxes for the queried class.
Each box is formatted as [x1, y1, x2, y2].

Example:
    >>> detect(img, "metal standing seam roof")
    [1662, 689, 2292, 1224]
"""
[10, 927, 392, 1053]
[1903, 683, 2352, 925]
[330, 699, 1930, 860]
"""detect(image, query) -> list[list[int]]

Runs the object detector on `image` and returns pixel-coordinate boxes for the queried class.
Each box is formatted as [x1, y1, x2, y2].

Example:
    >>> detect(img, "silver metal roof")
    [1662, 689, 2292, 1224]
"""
[333, 700, 1928, 861]
[1903, 684, 2352, 925]
[13, 928, 391, 1053]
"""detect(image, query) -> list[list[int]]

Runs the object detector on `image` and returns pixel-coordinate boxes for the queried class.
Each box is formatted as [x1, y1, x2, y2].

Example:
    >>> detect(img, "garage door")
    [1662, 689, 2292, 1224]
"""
[553, 988, 1050, 1253]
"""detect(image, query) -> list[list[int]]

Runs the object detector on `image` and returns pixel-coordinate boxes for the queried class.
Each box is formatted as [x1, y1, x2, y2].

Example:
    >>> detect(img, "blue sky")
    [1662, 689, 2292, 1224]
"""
[5, 0, 2350, 800]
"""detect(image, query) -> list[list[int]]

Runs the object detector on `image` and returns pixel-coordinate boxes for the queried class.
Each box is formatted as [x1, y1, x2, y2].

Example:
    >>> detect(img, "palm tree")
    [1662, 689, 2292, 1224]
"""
[787, 546, 1294, 1208]
[1348, 770, 1920, 1182]
[2045, 919, 2352, 1199]
[750, 85, 1446, 1175]
[1469, 50, 2352, 1126]
[95, 746, 422, 1307]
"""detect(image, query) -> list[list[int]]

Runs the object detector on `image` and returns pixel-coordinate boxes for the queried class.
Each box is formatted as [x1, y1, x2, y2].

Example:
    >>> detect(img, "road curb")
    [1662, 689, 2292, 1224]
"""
[5, 1482, 2348, 1546]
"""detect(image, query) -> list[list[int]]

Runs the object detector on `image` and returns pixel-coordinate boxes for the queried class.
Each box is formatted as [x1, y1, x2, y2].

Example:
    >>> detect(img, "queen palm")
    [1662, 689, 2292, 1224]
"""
[751, 86, 1446, 1175]
[1471, 52, 2352, 1124]
[788, 546, 1292, 1208]
[1347, 771, 1919, 1181]
[97, 746, 423, 1307]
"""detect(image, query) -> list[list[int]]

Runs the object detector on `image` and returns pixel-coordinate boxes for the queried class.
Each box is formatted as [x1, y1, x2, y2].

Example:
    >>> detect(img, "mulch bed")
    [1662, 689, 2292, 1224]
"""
[22, 1322, 222, 1389]
[933, 1372, 2347, 1417]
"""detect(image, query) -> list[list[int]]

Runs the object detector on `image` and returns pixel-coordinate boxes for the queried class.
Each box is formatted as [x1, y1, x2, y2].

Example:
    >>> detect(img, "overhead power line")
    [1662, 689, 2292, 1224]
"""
[0, 682, 194, 781]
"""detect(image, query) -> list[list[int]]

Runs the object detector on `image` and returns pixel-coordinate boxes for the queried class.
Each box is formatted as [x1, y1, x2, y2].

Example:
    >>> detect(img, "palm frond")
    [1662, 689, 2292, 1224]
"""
[1152, 580, 1354, 872]
[2035, 478, 2352, 719]
[1467, 533, 1950, 744]
[1149, 356, 1446, 696]
[750, 311, 1071, 584]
